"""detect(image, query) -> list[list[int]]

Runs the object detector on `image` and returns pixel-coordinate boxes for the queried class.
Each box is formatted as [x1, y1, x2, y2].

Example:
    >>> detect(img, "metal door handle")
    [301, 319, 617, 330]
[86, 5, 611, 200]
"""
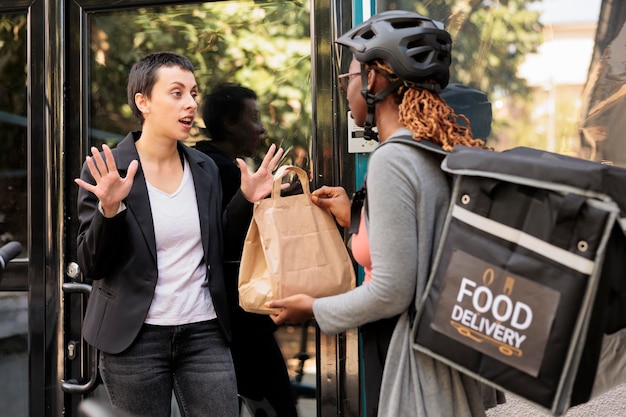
[61, 282, 99, 394]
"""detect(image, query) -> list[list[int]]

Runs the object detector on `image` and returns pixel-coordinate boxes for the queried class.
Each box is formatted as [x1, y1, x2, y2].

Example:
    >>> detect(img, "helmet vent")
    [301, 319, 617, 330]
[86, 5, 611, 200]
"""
[407, 39, 421, 50]
[412, 52, 431, 64]
[362, 30, 375, 40]
[392, 20, 422, 30]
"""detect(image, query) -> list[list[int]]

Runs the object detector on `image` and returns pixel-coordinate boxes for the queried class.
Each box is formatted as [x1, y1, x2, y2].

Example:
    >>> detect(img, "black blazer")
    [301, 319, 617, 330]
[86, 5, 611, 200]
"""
[76, 132, 250, 354]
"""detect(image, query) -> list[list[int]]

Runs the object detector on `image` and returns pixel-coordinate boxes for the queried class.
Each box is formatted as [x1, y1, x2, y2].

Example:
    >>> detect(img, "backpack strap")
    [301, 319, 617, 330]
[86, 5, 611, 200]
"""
[349, 181, 367, 235]
[373, 134, 449, 321]
[349, 135, 448, 235]
[381, 134, 448, 156]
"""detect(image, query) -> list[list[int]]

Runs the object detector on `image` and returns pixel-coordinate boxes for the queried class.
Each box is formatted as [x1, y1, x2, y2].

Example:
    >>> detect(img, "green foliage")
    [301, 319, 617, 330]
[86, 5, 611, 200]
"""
[2, 0, 549, 160]
[89, 0, 312, 164]
[381, 0, 544, 148]
[386, 0, 543, 99]
[0, 13, 27, 241]
[0, 13, 27, 168]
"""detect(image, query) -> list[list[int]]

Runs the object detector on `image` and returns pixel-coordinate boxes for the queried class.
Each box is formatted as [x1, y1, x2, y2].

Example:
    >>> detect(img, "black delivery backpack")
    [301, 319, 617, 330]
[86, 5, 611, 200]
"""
[411, 145, 626, 416]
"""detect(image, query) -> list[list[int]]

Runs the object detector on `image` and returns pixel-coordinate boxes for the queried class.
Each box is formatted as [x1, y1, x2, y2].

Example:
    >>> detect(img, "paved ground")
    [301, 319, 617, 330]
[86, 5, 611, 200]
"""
[84, 372, 626, 417]
[245, 383, 626, 417]
[487, 383, 626, 417]
[83, 320, 626, 417]
[240, 395, 315, 417]
[241, 323, 317, 417]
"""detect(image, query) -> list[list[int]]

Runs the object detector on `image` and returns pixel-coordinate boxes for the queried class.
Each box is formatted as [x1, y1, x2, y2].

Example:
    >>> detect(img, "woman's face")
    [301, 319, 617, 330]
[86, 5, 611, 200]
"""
[344, 58, 368, 127]
[139, 65, 199, 141]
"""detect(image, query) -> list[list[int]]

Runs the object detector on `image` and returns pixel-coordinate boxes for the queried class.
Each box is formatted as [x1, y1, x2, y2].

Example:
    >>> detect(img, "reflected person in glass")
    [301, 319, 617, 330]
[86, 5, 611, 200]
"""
[196, 82, 298, 416]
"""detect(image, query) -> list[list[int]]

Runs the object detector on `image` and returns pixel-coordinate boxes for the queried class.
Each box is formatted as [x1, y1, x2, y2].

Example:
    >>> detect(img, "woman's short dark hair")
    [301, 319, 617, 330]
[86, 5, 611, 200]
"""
[202, 82, 257, 142]
[127, 51, 195, 125]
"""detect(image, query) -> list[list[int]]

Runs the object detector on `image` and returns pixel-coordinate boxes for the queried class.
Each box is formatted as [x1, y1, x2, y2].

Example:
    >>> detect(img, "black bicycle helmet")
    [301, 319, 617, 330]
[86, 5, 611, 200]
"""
[441, 83, 493, 140]
[336, 10, 452, 90]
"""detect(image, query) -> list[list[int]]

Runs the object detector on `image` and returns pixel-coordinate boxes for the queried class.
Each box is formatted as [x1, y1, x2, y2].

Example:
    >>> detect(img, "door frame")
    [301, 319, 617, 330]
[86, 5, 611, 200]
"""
[0, 0, 69, 416]
[1, 0, 359, 416]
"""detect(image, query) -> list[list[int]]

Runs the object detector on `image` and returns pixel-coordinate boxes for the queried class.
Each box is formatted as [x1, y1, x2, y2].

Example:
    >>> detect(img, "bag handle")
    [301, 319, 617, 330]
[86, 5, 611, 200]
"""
[271, 165, 311, 198]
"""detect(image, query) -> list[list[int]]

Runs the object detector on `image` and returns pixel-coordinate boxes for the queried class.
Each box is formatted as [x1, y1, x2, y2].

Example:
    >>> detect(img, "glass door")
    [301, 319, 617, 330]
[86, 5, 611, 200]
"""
[0, 0, 357, 415]
[63, 0, 357, 416]
[0, 1, 64, 416]
[0, 8, 29, 417]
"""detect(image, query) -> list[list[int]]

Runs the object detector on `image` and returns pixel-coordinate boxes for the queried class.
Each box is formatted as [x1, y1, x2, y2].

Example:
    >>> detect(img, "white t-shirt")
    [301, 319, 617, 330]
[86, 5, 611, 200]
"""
[144, 157, 217, 325]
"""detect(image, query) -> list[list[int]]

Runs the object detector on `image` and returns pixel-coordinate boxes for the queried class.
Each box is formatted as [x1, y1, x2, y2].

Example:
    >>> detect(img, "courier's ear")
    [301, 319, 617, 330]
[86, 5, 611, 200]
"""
[368, 68, 391, 95]
[367, 68, 377, 92]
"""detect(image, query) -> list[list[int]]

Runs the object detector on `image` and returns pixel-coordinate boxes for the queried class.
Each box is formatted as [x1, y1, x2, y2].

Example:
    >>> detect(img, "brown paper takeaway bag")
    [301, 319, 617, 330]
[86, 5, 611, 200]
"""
[238, 165, 356, 314]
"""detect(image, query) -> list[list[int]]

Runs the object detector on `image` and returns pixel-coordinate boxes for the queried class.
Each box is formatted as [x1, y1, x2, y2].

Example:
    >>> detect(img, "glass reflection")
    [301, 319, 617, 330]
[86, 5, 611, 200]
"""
[0, 12, 28, 417]
[0, 13, 27, 258]
[580, 19, 626, 167]
[375, 0, 626, 166]
[87, 2, 314, 416]
[89, 0, 312, 175]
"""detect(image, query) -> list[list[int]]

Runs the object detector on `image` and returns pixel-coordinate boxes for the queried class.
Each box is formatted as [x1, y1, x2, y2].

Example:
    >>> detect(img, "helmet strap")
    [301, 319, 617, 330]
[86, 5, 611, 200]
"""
[359, 64, 404, 142]
[406, 80, 443, 93]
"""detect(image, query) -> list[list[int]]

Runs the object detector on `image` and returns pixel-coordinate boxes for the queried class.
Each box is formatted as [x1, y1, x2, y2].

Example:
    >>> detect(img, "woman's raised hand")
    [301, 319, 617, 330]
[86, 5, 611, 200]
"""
[237, 143, 284, 203]
[74, 144, 138, 217]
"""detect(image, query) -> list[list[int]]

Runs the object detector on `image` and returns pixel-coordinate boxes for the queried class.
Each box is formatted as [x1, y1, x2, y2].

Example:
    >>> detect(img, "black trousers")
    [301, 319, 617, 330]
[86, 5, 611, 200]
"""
[225, 262, 298, 417]
[360, 315, 400, 417]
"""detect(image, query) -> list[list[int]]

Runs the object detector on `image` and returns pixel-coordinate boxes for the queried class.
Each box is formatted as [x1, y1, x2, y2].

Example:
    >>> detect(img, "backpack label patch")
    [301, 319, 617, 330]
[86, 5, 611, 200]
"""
[430, 249, 560, 377]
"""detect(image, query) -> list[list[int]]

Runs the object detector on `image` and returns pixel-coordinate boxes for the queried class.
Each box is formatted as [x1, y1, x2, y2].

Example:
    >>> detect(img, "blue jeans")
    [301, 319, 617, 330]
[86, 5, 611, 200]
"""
[99, 320, 238, 417]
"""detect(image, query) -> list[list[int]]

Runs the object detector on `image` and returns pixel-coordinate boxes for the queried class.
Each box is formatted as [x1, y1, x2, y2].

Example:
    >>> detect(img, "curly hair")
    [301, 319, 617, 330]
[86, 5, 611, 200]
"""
[368, 60, 490, 151]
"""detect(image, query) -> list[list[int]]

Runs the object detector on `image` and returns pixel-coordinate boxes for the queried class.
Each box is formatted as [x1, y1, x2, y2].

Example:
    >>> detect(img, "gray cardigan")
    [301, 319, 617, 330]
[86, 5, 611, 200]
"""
[313, 128, 487, 416]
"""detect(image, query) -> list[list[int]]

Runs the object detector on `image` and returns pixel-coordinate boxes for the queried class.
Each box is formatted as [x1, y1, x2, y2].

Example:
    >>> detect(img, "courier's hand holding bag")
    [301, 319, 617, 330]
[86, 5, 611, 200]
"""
[238, 165, 356, 314]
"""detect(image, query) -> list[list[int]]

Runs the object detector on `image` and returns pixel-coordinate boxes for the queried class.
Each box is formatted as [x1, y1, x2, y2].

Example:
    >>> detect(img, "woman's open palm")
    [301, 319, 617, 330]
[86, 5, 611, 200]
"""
[75, 144, 138, 216]
[237, 143, 284, 203]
